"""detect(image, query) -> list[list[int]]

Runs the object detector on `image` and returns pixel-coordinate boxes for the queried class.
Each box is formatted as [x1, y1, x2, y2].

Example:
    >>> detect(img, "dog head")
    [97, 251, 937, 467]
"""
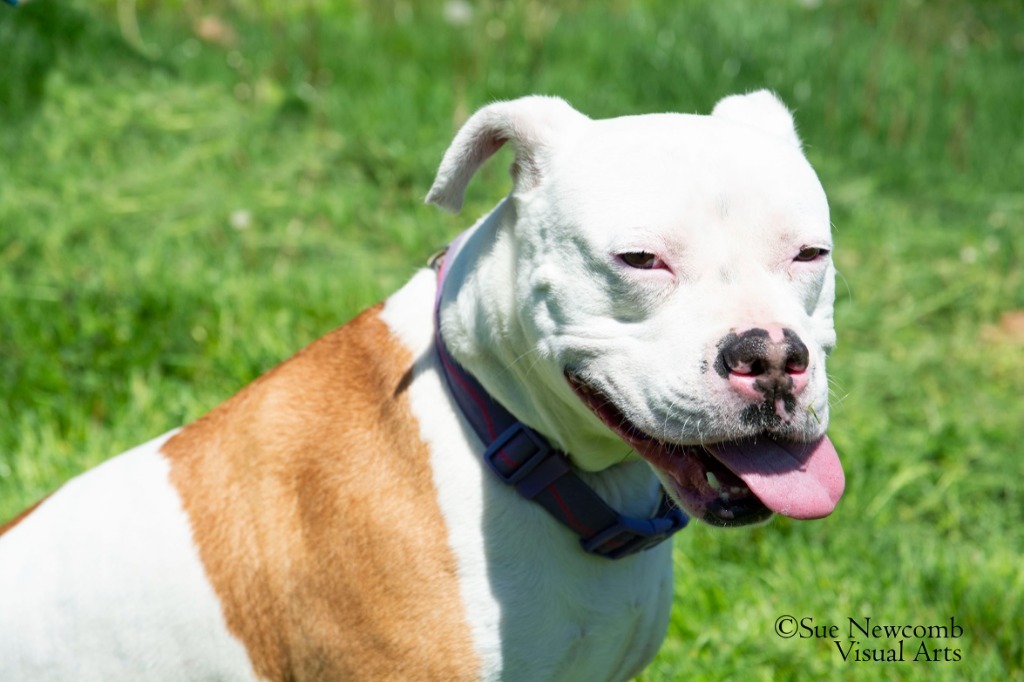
[428, 92, 843, 527]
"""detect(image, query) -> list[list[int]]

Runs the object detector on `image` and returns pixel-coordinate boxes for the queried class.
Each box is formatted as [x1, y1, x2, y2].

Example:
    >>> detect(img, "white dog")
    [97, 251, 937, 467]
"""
[0, 91, 843, 681]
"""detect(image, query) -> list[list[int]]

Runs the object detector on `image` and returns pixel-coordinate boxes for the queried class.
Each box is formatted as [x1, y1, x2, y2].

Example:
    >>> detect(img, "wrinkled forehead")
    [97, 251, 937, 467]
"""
[541, 114, 830, 244]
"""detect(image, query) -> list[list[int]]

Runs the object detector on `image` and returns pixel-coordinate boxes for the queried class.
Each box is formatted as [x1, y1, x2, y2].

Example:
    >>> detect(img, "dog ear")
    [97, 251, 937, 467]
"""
[425, 96, 590, 213]
[710, 90, 802, 150]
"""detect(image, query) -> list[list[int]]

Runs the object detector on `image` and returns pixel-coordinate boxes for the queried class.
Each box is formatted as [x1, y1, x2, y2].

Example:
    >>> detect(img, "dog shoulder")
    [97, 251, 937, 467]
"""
[160, 304, 481, 680]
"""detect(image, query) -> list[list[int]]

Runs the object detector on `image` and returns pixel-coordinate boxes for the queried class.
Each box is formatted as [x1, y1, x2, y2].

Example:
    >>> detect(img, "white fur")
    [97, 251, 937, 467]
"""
[0, 433, 258, 682]
[381, 271, 673, 681]
[425, 95, 590, 213]
[711, 89, 803, 149]
[428, 92, 834, 486]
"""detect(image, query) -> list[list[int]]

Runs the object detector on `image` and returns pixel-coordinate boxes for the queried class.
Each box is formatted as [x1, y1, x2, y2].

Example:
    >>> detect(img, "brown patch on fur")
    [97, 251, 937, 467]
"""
[162, 305, 479, 681]
[0, 495, 50, 537]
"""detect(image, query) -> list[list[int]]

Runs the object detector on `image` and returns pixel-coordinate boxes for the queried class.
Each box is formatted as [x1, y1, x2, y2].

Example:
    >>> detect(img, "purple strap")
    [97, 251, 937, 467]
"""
[434, 232, 687, 559]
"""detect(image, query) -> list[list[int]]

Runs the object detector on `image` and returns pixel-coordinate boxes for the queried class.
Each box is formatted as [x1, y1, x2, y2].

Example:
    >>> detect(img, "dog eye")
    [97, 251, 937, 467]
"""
[619, 252, 660, 269]
[795, 247, 830, 262]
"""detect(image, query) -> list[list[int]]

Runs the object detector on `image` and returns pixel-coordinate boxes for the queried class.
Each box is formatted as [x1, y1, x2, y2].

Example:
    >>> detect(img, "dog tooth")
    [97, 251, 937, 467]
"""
[706, 471, 722, 491]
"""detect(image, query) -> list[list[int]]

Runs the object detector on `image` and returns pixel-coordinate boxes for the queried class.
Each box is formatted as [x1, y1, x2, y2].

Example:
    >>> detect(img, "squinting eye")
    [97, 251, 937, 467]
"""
[619, 251, 659, 269]
[795, 247, 830, 262]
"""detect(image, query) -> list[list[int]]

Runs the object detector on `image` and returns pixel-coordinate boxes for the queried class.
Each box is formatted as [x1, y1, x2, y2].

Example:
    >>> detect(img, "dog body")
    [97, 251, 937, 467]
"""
[0, 92, 842, 681]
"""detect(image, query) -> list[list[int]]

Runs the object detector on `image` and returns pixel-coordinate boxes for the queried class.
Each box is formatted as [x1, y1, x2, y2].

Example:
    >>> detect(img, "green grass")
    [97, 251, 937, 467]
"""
[2, 0, 1022, 679]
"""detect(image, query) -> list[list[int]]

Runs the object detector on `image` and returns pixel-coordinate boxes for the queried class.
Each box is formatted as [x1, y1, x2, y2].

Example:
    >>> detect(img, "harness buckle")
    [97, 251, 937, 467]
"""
[483, 422, 552, 485]
[581, 506, 689, 559]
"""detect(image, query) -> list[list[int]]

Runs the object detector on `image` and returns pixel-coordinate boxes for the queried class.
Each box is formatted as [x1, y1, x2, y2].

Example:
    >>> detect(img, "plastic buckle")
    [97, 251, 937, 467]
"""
[483, 422, 552, 485]
[581, 507, 689, 559]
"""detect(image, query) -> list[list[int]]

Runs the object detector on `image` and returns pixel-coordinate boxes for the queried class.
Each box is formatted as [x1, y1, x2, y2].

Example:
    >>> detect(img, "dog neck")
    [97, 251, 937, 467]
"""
[435, 200, 637, 471]
[433, 229, 688, 559]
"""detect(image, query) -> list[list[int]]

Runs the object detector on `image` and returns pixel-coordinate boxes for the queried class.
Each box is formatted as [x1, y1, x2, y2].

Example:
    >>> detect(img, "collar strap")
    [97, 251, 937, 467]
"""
[433, 235, 688, 560]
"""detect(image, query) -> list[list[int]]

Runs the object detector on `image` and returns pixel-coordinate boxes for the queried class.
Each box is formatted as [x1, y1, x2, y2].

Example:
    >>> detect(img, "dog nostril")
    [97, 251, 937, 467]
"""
[724, 348, 765, 374]
[782, 332, 810, 374]
[785, 358, 808, 374]
[731, 357, 765, 376]
[784, 349, 808, 374]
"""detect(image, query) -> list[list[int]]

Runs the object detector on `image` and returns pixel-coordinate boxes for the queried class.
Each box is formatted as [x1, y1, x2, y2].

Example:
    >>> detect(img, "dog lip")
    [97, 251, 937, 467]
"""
[564, 371, 657, 444]
[564, 370, 771, 526]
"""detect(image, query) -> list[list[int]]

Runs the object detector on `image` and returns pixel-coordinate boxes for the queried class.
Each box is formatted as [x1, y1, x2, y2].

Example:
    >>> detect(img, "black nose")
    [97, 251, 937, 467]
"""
[717, 328, 809, 379]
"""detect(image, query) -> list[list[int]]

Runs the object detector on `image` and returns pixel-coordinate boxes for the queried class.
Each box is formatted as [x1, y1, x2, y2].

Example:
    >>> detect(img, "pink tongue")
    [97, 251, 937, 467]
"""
[710, 436, 845, 519]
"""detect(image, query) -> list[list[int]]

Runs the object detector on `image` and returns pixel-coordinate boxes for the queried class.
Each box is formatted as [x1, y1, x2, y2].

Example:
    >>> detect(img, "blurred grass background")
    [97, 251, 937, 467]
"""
[1, 0, 1022, 679]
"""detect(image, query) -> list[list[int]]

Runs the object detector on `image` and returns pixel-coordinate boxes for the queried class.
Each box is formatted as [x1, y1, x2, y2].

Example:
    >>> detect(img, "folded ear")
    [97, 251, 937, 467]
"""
[425, 95, 590, 213]
[711, 90, 802, 150]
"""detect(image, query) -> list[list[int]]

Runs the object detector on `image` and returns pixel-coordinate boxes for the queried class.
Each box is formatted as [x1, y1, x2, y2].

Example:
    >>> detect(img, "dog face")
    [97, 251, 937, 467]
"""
[429, 93, 844, 527]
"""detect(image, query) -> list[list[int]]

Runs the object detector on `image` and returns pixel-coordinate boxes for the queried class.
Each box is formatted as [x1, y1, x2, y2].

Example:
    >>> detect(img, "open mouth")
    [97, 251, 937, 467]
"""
[566, 372, 845, 527]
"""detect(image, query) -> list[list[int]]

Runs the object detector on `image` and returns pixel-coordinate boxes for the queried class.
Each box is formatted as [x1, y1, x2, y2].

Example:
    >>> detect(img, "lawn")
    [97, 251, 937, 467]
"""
[1, 0, 1022, 679]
